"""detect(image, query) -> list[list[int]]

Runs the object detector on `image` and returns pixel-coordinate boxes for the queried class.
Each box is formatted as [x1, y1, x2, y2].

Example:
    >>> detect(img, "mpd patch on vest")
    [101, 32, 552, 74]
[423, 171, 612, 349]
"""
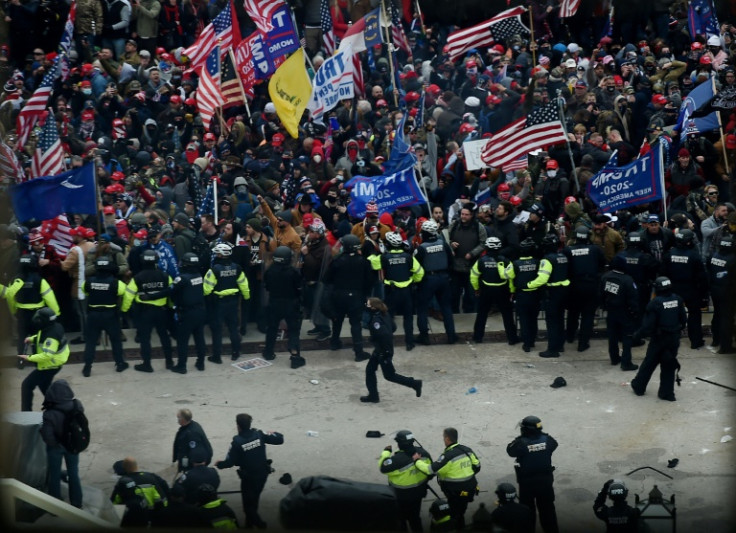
[45, 339, 53, 348]
[373, 322, 380, 330]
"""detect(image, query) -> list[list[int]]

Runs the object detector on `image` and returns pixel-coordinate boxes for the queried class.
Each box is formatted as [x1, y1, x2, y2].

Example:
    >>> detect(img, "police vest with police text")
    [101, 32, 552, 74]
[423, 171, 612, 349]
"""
[86, 275, 119, 307]
[16, 273, 42, 304]
[544, 252, 569, 285]
[477, 255, 505, 286]
[512, 258, 539, 290]
[419, 240, 449, 272]
[382, 251, 412, 283]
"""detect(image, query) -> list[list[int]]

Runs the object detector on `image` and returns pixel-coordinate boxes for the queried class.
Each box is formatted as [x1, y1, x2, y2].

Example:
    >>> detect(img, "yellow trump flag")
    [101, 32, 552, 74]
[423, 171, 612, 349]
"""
[268, 48, 311, 139]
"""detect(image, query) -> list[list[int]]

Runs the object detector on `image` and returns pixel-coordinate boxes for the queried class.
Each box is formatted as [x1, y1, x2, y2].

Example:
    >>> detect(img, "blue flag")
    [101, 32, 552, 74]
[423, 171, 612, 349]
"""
[346, 166, 426, 218]
[197, 180, 215, 217]
[676, 79, 714, 131]
[683, 111, 720, 135]
[688, 0, 719, 38]
[11, 163, 96, 222]
[587, 146, 664, 213]
[382, 113, 417, 175]
[262, 4, 300, 58]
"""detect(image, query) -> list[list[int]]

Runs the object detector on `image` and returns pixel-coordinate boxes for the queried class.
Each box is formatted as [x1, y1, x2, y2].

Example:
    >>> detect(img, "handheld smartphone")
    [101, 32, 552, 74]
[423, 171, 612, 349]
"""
[329, 117, 339, 131]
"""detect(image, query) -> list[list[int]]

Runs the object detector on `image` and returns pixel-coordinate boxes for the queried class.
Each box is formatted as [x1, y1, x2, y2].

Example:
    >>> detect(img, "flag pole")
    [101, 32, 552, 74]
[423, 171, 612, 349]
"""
[712, 76, 730, 175]
[413, 0, 427, 36]
[528, 5, 536, 66]
[381, 0, 399, 108]
[659, 140, 667, 222]
[227, 48, 251, 119]
[290, 6, 316, 72]
[213, 177, 219, 223]
[555, 93, 580, 193]
[415, 165, 432, 215]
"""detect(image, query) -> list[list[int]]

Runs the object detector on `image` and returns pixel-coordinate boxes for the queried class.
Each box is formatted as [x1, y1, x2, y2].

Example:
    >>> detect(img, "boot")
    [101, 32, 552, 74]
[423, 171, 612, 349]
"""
[171, 365, 187, 374]
[165, 358, 174, 370]
[134, 363, 154, 373]
[354, 351, 371, 362]
[82, 364, 91, 377]
[413, 380, 423, 398]
[290, 355, 306, 369]
[415, 333, 431, 345]
[207, 355, 223, 364]
[195, 359, 205, 371]
[360, 394, 379, 403]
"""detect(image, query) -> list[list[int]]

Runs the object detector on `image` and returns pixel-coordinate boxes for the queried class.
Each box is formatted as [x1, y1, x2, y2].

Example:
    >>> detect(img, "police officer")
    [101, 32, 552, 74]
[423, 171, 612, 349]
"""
[4, 255, 60, 356]
[414, 220, 457, 345]
[379, 430, 432, 533]
[170, 254, 208, 373]
[506, 416, 559, 533]
[490, 482, 535, 533]
[261, 246, 306, 368]
[600, 255, 640, 371]
[17, 307, 69, 411]
[361, 297, 423, 403]
[215, 413, 284, 529]
[195, 484, 239, 529]
[82, 257, 128, 377]
[708, 235, 736, 354]
[203, 243, 250, 363]
[369, 231, 424, 351]
[175, 447, 220, 504]
[537, 233, 569, 358]
[503, 238, 543, 353]
[564, 226, 605, 352]
[631, 277, 687, 401]
[428, 499, 454, 532]
[110, 456, 170, 527]
[619, 232, 659, 319]
[413, 427, 480, 531]
[470, 237, 519, 345]
[593, 479, 640, 532]
[122, 250, 174, 372]
[324, 235, 373, 361]
[660, 229, 706, 349]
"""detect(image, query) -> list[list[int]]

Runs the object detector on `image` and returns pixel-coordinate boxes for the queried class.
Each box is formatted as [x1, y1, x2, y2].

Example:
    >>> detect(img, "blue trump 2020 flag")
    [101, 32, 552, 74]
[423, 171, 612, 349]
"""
[587, 145, 664, 214]
[676, 79, 714, 131]
[11, 163, 97, 222]
[347, 166, 426, 219]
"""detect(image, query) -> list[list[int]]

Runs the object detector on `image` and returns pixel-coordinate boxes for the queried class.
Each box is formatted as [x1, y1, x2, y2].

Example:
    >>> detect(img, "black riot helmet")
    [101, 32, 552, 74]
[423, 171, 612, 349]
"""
[429, 499, 451, 521]
[394, 430, 416, 451]
[19, 254, 39, 272]
[625, 232, 645, 250]
[495, 483, 518, 504]
[674, 228, 695, 248]
[520, 415, 542, 436]
[95, 256, 117, 273]
[519, 237, 537, 255]
[180, 252, 200, 269]
[575, 226, 591, 243]
[608, 480, 628, 501]
[31, 307, 57, 329]
[542, 233, 559, 253]
[718, 235, 734, 253]
[141, 249, 159, 268]
[273, 246, 293, 264]
[654, 276, 672, 294]
[340, 234, 361, 253]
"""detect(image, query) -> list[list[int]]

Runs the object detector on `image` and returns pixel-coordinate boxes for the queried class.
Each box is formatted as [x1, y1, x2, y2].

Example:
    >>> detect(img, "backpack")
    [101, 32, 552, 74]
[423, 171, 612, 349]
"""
[190, 233, 212, 274]
[62, 400, 90, 454]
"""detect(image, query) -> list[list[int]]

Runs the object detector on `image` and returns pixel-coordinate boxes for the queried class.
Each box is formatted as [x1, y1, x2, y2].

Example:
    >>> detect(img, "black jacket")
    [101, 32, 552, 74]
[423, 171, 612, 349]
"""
[41, 380, 82, 449]
[173, 420, 213, 471]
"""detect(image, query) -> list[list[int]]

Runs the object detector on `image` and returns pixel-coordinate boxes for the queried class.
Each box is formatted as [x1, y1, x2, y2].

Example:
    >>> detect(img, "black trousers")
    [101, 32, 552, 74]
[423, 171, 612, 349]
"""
[474, 285, 517, 343]
[606, 310, 634, 365]
[211, 296, 241, 359]
[243, 275, 266, 332]
[543, 286, 568, 352]
[136, 305, 173, 364]
[450, 270, 476, 314]
[711, 291, 735, 349]
[518, 476, 558, 533]
[22, 367, 61, 411]
[330, 290, 364, 353]
[264, 297, 301, 356]
[385, 286, 414, 341]
[240, 473, 268, 527]
[365, 353, 417, 399]
[674, 287, 704, 346]
[515, 291, 541, 348]
[176, 306, 207, 368]
[417, 274, 455, 336]
[396, 497, 423, 533]
[631, 335, 680, 398]
[566, 281, 598, 344]
[442, 488, 473, 531]
[84, 309, 124, 366]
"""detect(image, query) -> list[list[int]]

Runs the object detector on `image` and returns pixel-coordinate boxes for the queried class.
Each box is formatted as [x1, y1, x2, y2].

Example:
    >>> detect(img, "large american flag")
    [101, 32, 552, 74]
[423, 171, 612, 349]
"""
[58, 0, 76, 81]
[31, 111, 65, 178]
[197, 46, 224, 131]
[320, 0, 337, 55]
[390, 0, 411, 56]
[480, 100, 567, 169]
[0, 139, 25, 183]
[445, 6, 529, 60]
[197, 180, 216, 217]
[221, 50, 246, 108]
[16, 63, 58, 149]
[243, 0, 285, 35]
[559, 0, 581, 18]
[182, 2, 237, 70]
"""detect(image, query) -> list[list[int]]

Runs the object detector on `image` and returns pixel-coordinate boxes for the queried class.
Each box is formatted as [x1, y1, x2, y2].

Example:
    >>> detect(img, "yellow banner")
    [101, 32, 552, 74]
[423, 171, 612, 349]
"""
[268, 48, 311, 139]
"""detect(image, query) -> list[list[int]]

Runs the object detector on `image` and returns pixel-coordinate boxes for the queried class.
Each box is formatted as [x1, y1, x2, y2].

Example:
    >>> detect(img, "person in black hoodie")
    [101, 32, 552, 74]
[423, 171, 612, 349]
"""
[41, 379, 84, 508]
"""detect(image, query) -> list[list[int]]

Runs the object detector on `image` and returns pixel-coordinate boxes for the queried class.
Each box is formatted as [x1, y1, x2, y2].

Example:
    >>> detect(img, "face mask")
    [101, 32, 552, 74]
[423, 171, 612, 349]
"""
[547, 170, 557, 178]
[327, 195, 337, 202]
[82, 89, 92, 96]
[467, 67, 477, 76]
[235, 185, 246, 194]
[133, 239, 141, 246]
[606, 86, 615, 93]
[313, 155, 322, 163]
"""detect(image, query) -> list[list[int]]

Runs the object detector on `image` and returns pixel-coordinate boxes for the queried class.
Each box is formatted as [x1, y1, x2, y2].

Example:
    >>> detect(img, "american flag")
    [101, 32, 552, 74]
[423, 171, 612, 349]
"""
[414, 90, 425, 129]
[41, 214, 73, 258]
[445, 6, 529, 60]
[58, 0, 76, 81]
[197, 180, 215, 217]
[503, 155, 528, 172]
[321, 0, 337, 55]
[182, 2, 238, 70]
[243, 0, 285, 35]
[390, 0, 412, 56]
[16, 63, 58, 149]
[31, 111, 65, 178]
[0, 138, 25, 183]
[559, 0, 581, 18]
[353, 54, 364, 97]
[221, 50, 245, 108]
[480, 100, 567, 169]
[197, 46, 224, 131]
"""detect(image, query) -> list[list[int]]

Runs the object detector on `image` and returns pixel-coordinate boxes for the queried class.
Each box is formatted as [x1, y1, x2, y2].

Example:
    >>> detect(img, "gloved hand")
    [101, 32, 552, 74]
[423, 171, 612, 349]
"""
[384, 445, 392, 452]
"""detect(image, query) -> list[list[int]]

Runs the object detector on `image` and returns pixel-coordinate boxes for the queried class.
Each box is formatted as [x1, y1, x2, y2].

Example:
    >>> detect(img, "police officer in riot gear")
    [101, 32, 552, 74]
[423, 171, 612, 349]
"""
[413, 427, 480, 531]
[538, 233, 569, 358]
[170, 253, 208, 373]
[503, 238, 542, 352]
[470, 237, 519, 345]
[414, 220, 457, 345]
[619, 232, 658, 318]
[368, 231, 424, 351]
[324, 235, 373, 361]
[122, 250, 174, 372]
[600, 256, 640, 371]
[631, 277, 687, 401]
[203, 243, 250, 363]
[263, 246, 306, 368]
[661, 229, 706, 349]
[215, 413, 284, 529]
[82, 257, 128, 376]
[361, 297, 422, 403]
[708, 235, 736, 354]
[175, 447, 220, 504]
[490, 482, 535, 533]
[379, 430, 432, 533]
[593, 479, 640, 532]
[564, 226, 605, 352]
[506, 416, 559, 533]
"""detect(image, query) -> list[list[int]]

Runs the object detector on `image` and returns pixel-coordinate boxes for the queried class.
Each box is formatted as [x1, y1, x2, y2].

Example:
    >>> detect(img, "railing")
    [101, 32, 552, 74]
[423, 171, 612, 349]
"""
[0, 478, 117, 528]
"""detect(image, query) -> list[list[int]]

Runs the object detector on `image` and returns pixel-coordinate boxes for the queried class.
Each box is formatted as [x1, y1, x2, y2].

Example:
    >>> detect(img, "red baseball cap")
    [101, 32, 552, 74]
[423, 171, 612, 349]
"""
[103, 206, 115, 215]
[272, 132, 285, 146]
[651, 94, 668, 106]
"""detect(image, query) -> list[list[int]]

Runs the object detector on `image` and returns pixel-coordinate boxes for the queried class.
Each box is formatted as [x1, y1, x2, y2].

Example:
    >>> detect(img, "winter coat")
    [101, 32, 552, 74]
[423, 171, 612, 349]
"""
[41, 380, 83, 450]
